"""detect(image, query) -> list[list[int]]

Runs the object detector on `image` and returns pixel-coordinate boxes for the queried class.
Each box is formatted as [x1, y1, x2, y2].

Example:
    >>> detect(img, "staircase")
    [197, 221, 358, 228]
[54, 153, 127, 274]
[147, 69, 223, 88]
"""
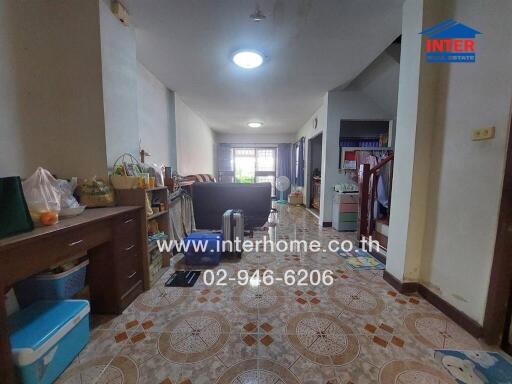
[358, 154, 394, 259]
[373, 217, 389, 249]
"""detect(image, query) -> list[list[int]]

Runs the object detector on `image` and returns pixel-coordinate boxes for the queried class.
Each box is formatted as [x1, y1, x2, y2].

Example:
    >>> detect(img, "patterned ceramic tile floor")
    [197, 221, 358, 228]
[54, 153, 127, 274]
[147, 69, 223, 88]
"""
[57, 204, 494, 384]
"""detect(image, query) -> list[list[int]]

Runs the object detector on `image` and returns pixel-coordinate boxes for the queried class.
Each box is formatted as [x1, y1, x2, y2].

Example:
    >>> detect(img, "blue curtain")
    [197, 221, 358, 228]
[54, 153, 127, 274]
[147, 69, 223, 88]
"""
[295, 137, 305, 187]
[217, 144, 234, 182]
[277, 143, 292, 200]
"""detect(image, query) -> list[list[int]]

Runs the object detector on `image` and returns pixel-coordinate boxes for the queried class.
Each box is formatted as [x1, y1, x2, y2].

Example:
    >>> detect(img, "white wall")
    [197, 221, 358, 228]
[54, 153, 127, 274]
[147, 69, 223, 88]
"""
[175, 95, 215, 175]
[387, 0, 512, 325]
[99, 0, 140, 169]
[0, 1, 180, 180]
[0, 0, 107, 179]
[419, 0, 512, 324]
[137, 62, 177, 169]
[349, 51, 400, 120]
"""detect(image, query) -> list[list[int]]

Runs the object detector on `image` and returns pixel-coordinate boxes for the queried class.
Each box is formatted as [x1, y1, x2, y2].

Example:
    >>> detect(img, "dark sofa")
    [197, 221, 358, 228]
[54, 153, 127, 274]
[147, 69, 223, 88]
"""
[192, 182, 272, 230]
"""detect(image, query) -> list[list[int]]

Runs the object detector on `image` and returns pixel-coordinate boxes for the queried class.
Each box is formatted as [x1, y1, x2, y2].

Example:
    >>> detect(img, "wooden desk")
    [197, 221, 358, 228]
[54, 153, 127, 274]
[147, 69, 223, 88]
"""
[0, 206, 145, 384]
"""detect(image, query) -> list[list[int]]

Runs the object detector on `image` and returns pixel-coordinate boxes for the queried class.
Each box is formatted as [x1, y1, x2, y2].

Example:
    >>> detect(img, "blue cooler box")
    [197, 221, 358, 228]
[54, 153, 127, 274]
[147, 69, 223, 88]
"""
[8, 300, 90, 384]
[184, 232, 223, 265]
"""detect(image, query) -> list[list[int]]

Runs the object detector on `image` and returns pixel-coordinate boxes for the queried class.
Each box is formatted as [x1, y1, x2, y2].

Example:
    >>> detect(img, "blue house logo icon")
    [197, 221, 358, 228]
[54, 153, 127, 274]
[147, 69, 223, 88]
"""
[420, 19, 482, 63]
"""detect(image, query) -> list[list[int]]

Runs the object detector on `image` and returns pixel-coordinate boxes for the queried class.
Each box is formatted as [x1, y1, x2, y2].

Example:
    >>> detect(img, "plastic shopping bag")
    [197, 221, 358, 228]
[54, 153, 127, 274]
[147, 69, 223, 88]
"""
[57, 177, 79, 209]
[22, 167, 61, 213]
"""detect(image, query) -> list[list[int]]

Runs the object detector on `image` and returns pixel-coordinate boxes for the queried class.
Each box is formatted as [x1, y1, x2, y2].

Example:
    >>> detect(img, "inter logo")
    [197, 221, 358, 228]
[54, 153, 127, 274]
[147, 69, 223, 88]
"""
[420, 19, 482, 63]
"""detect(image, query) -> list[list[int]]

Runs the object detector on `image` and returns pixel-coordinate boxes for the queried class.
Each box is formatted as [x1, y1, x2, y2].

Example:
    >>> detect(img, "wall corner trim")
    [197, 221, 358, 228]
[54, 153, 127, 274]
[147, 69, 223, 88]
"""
[383, 270, 419, 294]
[382, 271, 484, 339]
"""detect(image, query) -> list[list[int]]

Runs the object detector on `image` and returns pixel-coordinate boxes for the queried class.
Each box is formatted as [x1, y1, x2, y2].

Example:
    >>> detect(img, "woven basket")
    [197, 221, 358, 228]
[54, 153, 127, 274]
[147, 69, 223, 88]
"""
[111, 175, 139, 189]
[111, 153, 142, 190]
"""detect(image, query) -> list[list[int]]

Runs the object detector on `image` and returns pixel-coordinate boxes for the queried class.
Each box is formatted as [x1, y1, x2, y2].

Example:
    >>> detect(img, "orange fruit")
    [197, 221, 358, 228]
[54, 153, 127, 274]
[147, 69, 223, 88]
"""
[40, 211, 59, 226]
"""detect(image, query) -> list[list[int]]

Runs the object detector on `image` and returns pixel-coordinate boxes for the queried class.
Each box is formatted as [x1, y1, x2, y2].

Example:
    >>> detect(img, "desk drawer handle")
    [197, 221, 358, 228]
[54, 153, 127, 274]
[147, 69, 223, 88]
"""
[125, 244, 135, 251]
[124, 218, 135, 224]
[68, 240, 84, 247]
[127, 271, 137, 279]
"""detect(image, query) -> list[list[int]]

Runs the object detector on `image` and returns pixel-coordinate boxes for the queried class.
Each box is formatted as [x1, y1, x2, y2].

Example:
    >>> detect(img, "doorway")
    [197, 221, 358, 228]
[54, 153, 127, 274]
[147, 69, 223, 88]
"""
[308, 133, 323, 213]
[483, 117, 512, 352]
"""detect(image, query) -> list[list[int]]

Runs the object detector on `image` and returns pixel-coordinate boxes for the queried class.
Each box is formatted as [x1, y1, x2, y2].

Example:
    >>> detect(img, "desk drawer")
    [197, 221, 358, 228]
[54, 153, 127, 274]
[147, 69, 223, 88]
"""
[119, 264, 140, 294]
[0, 221, 111, 286]
[117, 246, 139, 273]
[116, 244, 140, 289]
[116, 212, 138, 233]
[113, 212, 140, 248]
[61, 223, 109, 256]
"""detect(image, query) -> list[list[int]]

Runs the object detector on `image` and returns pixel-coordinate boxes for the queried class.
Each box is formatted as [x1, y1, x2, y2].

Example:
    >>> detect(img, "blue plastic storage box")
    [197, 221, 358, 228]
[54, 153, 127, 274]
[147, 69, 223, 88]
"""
[14, 260, 89, 307]
[184, 232, 223, 265]
[8, 300, 90, 384]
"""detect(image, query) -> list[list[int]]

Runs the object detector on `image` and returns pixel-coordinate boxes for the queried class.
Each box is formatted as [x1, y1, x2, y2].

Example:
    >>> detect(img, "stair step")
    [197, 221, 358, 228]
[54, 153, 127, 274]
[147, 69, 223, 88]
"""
[375, 220, 389, 237]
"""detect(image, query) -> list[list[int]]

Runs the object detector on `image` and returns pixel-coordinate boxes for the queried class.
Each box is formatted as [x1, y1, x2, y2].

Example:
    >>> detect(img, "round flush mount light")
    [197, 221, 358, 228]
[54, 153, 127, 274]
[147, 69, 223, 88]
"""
[232, 50, 264, 69]
[248, 122, 263, 128]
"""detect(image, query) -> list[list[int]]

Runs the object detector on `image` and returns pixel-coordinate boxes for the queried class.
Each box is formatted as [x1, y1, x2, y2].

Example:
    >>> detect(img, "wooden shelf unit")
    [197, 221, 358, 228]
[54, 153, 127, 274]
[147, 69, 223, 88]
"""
[115, 188, 171, 289]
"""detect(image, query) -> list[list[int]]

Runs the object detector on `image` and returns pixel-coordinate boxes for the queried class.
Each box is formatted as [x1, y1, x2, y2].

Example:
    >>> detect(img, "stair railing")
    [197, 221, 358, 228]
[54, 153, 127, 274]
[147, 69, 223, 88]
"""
[358, 154, 394, 246]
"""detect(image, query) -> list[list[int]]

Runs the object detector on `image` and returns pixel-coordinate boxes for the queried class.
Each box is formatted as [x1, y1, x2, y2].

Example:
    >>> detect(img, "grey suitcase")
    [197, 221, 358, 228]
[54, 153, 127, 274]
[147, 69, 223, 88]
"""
[222, 209, 244, 256]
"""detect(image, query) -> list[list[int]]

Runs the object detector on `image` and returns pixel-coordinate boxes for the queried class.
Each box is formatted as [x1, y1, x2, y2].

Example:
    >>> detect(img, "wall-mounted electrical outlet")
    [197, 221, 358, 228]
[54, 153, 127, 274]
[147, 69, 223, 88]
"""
[472, 126, 495, 141]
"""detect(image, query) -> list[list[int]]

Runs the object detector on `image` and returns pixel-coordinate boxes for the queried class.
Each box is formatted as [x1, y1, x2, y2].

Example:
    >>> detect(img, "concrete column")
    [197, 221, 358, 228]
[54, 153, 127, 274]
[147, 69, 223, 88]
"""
[320, 93, 338, 225]
[386, 0, 444, 281]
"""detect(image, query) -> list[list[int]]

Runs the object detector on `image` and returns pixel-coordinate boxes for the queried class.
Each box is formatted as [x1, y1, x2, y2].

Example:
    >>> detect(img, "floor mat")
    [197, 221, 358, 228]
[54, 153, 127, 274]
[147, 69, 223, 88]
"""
[165, 271, 201, 287]
[338, 248, 385, 270]
[434, 350, 512, 383]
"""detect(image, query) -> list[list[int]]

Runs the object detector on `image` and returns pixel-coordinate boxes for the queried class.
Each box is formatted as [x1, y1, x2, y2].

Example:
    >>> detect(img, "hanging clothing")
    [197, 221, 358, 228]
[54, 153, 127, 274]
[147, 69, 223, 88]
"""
[277, 143, 292, 200]
[181, 193, 196, 235]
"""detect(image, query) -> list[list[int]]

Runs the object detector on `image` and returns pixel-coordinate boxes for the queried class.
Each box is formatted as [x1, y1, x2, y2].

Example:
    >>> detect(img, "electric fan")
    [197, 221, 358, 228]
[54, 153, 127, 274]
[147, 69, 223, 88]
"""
[275, 176, 291, 204]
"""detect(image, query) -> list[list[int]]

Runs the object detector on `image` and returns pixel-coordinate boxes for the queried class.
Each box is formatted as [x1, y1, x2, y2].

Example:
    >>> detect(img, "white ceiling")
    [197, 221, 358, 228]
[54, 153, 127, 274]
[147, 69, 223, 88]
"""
[124, 0, 403, 134]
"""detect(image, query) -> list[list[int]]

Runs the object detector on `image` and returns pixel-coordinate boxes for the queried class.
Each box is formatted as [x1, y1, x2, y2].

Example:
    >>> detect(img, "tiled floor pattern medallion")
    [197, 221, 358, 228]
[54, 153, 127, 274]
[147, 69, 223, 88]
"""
[328, 283, 385, 315]
[404, 312, 481, 350]
[133, 286, 186, 312]
[58, 205, 492, 383]
[57, 355, 138, 384]
[287, 312, 359, 366]
[233, 285, 284, 314]
[215, 359, 301, 384]
[159, 310, 230, 363]
[379, 360, 456, 384]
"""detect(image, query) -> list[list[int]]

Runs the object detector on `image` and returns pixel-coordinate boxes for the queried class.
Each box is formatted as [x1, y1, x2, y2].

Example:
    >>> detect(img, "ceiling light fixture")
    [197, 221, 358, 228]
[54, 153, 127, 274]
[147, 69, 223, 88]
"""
[248, 122, 263, 128]
[232, 50, 264, 69]
[250, 4, 266, 22]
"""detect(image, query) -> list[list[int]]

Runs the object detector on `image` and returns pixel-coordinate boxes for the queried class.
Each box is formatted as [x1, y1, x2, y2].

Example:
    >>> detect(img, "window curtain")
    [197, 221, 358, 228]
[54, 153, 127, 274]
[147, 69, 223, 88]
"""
[294, 137, 305, 187]
[277, 143, 292, 200]
[217, 144, 234, 182]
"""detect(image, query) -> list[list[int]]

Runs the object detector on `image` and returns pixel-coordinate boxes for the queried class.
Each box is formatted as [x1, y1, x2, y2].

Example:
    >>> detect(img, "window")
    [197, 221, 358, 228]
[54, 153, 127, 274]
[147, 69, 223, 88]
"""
[218, 146, 276, 195]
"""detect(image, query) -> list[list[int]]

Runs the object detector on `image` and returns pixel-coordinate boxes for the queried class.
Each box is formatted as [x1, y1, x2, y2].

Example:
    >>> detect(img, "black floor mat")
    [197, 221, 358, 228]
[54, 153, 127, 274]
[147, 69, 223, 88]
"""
[165, 271, 201, 287]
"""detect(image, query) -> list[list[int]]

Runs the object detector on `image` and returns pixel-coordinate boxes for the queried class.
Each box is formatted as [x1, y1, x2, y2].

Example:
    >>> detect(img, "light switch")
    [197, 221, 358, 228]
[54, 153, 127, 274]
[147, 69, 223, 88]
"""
[472, 126, 495, 141]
